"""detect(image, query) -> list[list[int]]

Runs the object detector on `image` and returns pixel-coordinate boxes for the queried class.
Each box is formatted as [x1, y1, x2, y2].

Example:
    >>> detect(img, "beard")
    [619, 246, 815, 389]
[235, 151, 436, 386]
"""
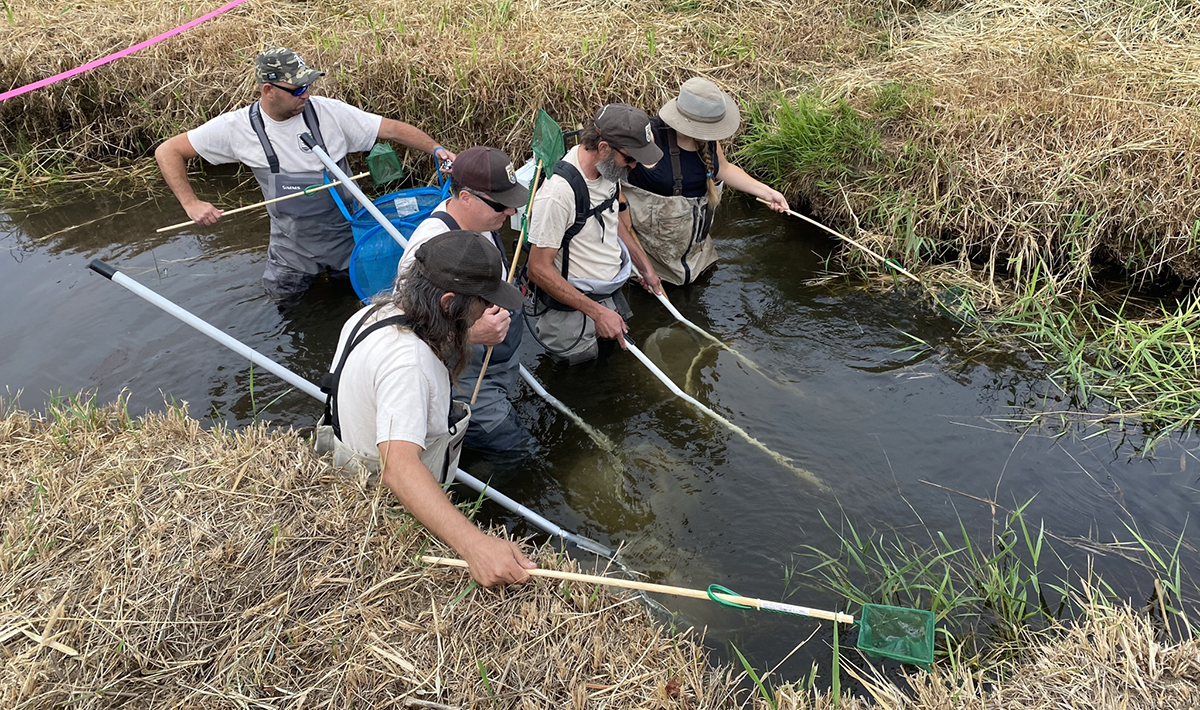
[595, 152, 630, 183]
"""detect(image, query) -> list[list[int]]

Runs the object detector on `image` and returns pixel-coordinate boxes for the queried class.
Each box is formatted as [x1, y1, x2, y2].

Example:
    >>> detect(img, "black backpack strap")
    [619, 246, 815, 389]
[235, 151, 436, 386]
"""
[432, 211, 460, 231]
[248, 102, 280, 174]
[553, 160, 619, 279]
[321, 305, 410, 441]
[666, 128, 683, 197]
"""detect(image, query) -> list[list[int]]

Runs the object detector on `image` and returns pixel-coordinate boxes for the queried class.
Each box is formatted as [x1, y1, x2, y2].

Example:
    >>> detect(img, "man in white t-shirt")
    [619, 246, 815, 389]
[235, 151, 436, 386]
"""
[526, 104, 664, 365]
[317, 229, 535, 588]
[155, 47, 456, 304]
[399, 147, 535, 466]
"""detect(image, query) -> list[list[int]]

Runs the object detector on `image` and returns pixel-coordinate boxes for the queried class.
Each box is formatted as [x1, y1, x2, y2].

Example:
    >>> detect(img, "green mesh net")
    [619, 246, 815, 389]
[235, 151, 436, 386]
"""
[857, 603, 936, 669]
[367, 143, 405, 184]
[532, 109, 566, 175]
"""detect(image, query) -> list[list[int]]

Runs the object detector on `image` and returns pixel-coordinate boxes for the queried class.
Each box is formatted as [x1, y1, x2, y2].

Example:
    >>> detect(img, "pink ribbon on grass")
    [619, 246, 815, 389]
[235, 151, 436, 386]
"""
[0, 0, 251, 104]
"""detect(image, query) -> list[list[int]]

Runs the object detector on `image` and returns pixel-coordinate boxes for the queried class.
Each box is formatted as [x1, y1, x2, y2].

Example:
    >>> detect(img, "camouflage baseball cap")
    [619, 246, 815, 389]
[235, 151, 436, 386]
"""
[254, 47, 324, 86]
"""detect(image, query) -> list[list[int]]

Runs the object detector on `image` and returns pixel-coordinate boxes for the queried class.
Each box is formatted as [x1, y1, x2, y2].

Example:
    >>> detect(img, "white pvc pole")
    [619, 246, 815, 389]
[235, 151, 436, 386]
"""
[88, 259, 617, 558]
[90, 260, 324, 400]
[624, 336, 826, 490]
[300, 134, 409, 249]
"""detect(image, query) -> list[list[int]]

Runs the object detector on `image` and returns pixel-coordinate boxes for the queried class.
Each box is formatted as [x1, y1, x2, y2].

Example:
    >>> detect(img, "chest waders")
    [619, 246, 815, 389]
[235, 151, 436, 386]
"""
[428, 212, 524, 433]
[623, 128, 723, 286]
[522, 161, 633, 356]
[314, 305, 470, 486]
[248, 102, 357, 294]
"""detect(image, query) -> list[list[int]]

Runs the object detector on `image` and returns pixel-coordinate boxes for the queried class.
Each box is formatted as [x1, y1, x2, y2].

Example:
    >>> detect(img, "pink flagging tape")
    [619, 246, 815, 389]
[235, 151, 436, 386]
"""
[0, 0, 250, 104]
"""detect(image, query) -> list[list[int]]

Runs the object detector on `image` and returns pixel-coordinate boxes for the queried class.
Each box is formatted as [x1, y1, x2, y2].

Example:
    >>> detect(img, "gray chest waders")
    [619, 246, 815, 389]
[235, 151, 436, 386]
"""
[428, 212, 524, 428]
[624, 129, 723, 286]
[314, 305, 470, 486]
[248, 102, 356, 276]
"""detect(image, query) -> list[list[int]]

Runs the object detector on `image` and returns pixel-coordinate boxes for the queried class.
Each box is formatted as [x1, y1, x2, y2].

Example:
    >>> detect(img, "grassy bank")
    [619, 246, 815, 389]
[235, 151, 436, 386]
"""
[3, 398, 1197, 707]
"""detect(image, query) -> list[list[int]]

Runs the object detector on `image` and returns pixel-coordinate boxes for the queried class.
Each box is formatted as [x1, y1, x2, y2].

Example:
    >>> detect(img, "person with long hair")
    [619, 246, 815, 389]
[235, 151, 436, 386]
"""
[624, 77, 789, 285]
[316, 230, 534, 587]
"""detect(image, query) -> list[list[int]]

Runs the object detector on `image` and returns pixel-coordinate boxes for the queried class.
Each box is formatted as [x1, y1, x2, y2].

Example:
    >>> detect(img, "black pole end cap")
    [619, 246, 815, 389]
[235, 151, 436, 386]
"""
[88, 259, 117, 280]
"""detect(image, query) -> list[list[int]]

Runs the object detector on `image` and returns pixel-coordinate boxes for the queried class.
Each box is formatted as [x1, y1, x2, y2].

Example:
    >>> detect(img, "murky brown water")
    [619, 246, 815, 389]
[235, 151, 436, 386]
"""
[2, 173, 1197, 680]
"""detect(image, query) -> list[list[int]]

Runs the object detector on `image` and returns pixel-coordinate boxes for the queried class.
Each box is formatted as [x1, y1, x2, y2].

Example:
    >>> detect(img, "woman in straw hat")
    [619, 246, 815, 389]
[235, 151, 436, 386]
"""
[624, 77, 788, 286]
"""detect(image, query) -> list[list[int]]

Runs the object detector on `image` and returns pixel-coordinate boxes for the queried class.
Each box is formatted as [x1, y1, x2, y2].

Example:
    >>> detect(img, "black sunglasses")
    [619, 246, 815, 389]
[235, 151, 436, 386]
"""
[269, 82, 309, 97]
[611, 146, 637, 166]
[467, 189, 509, 213]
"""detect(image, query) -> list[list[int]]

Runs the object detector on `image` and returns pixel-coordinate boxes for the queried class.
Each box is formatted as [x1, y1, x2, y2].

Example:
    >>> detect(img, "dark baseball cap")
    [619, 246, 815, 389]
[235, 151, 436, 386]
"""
[594, 103, 663, 167]
[413, 230, 524, 310]
[451, 146, 529, 209]
[255, 47, 324, 86]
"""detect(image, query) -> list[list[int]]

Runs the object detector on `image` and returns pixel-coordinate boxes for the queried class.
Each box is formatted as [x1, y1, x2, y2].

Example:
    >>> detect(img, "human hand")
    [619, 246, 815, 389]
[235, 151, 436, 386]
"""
[468, 305, 510, 346]
[592, 307, 629, 349]
[434, 146, 457, 164]
[635, 264, 662, 295]
[184, 200, 223, 226]
[461, 534, 535, 587]
[762, 188, 789, 213]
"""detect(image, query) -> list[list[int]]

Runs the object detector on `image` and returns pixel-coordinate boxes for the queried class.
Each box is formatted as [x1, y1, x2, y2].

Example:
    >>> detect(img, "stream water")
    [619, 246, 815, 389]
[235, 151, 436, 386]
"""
[2, 173, 1197, 683]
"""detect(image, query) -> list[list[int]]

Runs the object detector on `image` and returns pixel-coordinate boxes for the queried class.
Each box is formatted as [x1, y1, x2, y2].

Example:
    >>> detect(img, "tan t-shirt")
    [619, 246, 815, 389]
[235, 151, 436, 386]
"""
[527, 146, 623, 282]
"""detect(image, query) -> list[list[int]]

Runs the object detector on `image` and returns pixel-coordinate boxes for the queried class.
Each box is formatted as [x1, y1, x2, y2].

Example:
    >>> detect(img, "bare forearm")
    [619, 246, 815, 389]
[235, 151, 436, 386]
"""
[382, 454, 483, 553]
[377, 118, 441, 156]
[155, 141, 201, 208]
[717, 162, 769, 198]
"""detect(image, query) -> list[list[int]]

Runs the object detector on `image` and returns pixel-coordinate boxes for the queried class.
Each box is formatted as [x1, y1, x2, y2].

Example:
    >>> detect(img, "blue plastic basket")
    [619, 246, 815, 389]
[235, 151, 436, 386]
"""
[349, 185, 448, 243]
[348, 218, 422, 303]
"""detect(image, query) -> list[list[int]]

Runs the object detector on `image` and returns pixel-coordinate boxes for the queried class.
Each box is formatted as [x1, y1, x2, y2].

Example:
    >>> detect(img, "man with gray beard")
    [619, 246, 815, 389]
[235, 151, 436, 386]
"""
[526, 104, 664, 365]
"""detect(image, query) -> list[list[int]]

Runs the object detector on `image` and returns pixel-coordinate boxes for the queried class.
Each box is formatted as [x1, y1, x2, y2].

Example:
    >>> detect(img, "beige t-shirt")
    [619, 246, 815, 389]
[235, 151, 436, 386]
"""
[528, 146, 623, 282]
[329, 304, 450, 457]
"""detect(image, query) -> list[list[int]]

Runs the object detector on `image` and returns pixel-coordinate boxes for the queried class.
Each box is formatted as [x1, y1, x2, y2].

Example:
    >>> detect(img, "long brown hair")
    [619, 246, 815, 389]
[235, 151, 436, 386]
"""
[379, 268, 483, 381]
[695, 139, 721, 208]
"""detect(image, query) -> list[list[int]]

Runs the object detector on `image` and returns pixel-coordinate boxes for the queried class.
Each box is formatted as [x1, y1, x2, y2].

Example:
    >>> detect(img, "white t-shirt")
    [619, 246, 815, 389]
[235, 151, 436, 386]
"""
[528, 146, 623, 282]
[188, 96, 382, 171]
[330, 304, 450, 456]
[397, 199, 507, 279]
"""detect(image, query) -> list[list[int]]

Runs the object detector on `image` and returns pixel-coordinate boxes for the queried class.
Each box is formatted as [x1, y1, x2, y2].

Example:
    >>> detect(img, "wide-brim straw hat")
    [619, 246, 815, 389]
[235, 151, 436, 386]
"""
[658, 77, 741, 141]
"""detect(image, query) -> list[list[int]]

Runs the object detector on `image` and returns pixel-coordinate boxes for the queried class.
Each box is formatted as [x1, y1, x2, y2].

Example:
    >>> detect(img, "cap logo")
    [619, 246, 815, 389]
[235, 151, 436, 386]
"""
[505, 162, 516, 184]
[644, 122, 653, 143]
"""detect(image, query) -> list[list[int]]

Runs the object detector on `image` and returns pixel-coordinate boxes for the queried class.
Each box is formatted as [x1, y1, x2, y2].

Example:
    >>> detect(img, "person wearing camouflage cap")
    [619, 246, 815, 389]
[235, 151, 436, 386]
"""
[524, 103, 664, 365]
[155, 47, 457, 305]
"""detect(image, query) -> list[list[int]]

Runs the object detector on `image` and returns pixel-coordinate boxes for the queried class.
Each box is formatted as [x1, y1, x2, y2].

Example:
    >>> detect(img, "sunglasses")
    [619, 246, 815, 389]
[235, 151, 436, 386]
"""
[467, 189, 509, 213]
[269, 82, 309, 97]
[613, 147, 638, 165]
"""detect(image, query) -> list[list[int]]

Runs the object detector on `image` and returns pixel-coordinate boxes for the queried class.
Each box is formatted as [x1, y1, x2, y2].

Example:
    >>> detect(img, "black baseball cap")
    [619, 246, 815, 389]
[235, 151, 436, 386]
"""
[413, 230, 524, 310]
[452, 146, 529, 208]
[593, 103, 663, 167]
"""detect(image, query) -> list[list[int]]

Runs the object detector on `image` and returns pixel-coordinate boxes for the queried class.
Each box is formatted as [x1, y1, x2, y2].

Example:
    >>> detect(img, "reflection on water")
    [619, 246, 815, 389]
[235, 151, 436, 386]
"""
[2, 176, 1198, 679]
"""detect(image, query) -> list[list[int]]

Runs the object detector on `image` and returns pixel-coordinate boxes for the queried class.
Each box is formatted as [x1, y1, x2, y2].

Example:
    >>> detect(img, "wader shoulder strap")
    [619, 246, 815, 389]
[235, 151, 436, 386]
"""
[666, 128, 683, 197]
[321, 305, 411, 441]
[248, 102, 280, 174]
[431, 210, 504, 259]
[552, 160, 618, 279]
[247, 101, 333, 176]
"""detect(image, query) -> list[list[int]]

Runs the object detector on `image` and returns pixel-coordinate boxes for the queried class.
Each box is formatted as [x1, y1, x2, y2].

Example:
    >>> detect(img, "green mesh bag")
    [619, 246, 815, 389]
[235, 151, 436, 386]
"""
[857, 603, 936, 669]
[366, 143, 405, 184]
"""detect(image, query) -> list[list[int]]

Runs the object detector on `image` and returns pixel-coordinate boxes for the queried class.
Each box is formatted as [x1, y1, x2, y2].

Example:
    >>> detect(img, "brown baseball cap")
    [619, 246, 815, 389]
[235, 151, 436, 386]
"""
[413, 230, 524, 310]
[593, 103, 663, 167]
[451, 146, 530, 209]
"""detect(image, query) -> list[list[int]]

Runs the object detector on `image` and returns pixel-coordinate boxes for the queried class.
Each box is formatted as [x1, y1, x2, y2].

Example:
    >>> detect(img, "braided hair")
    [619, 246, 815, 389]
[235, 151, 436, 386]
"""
[695, 140, 721, 208]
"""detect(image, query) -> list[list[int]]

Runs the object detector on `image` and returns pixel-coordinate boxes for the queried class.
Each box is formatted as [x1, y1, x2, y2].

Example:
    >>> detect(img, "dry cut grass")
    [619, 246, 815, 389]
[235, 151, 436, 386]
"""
[0, 0, 878, 189]
[767, 0, 1200, 289]
[0, 398, 747, 708]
